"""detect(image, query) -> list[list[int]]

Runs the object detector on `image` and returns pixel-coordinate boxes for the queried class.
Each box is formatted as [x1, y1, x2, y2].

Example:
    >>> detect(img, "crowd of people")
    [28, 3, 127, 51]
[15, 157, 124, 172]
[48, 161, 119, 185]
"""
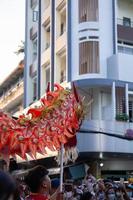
[62, 169, 133, 200]
[0, 165, 133, 200]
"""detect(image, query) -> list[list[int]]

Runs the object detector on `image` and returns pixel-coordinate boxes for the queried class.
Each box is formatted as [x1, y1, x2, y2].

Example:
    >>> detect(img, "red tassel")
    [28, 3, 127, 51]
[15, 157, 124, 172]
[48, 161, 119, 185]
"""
[65, 135, 77, 148]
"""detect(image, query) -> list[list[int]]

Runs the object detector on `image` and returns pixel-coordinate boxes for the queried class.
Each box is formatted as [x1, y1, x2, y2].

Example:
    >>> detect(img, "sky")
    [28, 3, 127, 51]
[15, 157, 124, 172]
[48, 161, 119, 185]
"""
[0, 0, 25, 83]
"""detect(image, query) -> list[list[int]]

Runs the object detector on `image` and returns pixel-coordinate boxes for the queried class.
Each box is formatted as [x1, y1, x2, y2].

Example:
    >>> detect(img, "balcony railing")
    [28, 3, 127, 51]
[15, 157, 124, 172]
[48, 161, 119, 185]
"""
[81, 119, 133, 136]
[0, 81, 24, 109]
[117, 18, 133, 28]
[117, 18, 133, 42]
[118, 44, 133, 55]
[0, 81, 23, 101]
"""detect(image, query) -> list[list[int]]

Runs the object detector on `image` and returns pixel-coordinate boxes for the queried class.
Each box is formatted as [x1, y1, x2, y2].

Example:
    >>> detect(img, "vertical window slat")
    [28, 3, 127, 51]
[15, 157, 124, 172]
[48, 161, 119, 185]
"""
[79, 41, 99, 75]
[79, 0, 99, 23]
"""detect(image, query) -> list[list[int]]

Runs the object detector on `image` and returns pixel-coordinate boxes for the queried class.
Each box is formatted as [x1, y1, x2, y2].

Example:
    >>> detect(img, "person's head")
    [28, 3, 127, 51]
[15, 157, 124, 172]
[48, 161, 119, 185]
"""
[115, 188, 124, 199]
[126, 184, 133, 198]
[97, 179, 105, 191]
[87, 168, 91, 176]
[25, 165, 51, 195]
[0, 170, 16, 200]
[80, 192, 93, 200]
[106, 186, 116, 200]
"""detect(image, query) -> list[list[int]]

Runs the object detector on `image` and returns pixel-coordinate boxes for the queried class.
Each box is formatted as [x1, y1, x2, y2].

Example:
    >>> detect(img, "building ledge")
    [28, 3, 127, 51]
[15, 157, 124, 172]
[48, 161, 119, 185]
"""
[74, 78, 133, 90]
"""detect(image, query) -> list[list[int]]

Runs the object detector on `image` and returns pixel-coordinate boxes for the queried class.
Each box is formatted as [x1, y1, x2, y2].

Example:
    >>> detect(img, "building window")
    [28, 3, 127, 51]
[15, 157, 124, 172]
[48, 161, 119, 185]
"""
[79, 0, 98, 23]
[60, 23, 65, 36]
[79, 41, 99, 74]
[29, 64, 33, 77]
[129, 100, 133, 122]
[116, 87, 126, 115]
[123, 17, 131, 27]
[45, 67, 50, 87]
[56, 6, 66, 38]
[32, 39, 37, 61]
[43, 25, 50, 51]
[33, 11, 38, 22]
[60, 70, 66, 83]
[33, 78, 37, 101]
[29, 64, 37, 77]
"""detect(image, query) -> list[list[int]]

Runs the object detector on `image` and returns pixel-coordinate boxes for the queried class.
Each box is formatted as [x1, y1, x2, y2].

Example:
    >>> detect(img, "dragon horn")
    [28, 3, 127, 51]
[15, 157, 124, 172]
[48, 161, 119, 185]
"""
[72, 82, 80, 102]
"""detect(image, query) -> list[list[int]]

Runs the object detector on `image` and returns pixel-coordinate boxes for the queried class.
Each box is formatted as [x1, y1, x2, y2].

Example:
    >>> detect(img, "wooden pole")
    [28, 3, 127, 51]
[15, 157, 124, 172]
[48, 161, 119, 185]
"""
[60, 144, 64, 192]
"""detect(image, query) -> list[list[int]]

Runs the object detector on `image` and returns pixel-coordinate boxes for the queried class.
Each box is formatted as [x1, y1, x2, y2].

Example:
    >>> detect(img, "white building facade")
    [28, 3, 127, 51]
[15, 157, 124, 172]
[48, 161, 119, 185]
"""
[0, 61, 24, 117]
[25, 0, 133, 177]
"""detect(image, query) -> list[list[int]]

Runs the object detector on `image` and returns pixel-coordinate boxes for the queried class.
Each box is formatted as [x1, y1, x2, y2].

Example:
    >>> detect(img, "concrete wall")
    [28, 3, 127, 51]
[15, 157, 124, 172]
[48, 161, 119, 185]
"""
[107, 53, 133, 82]
[118, 53, 133, 82]
[78, 118, 133, 154]
[107, 55, 119, 80]
[77, 132, 133, 154]
[99, 0, 114, 78]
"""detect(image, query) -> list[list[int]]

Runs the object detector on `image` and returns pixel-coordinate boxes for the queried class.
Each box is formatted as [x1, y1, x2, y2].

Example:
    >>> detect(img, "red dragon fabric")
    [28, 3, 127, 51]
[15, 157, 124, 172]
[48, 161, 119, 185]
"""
[0, 83, 83, 160]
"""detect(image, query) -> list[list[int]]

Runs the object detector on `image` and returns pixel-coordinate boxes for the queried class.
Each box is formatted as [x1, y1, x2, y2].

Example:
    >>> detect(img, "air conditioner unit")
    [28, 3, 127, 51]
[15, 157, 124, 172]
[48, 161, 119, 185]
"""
[33, 11, 38, 22]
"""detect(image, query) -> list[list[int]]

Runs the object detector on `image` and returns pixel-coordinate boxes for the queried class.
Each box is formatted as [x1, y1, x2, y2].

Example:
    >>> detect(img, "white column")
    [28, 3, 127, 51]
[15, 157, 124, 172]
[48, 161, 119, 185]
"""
[98, 91, 102, 120]
[113, 0, 118, 54]
[125, 83, 129, 116]
[112, 82, 116, 120]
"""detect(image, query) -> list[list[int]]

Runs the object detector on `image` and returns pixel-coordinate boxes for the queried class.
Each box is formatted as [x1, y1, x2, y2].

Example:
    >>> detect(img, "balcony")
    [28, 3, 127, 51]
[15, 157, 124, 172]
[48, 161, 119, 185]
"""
[117, 18, 133, 42]
[77, 119, 133, 154]
[42, 26, 50, 52]
[118, 44, 133, 55]
[107, 53, 133, 82]
[42, 5, 50, 26]
[30, 25, 37, 40]
[0, 81, 24, 110]
[56, 32, 66, 54]
[56, 0, 66, 11]
[29, 60, 38, 78]
[81, 119, 133, 136]
[41, 47, 50, 66]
